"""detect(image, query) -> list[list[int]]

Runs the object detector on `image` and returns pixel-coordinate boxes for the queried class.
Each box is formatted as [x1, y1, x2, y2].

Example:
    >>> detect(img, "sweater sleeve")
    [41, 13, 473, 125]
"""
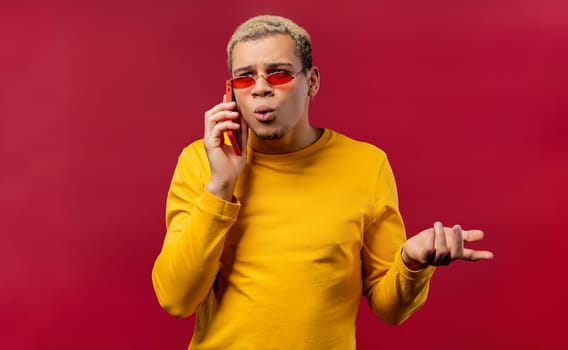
[362, 156, 435, 325]
[151, 143, 240, 318]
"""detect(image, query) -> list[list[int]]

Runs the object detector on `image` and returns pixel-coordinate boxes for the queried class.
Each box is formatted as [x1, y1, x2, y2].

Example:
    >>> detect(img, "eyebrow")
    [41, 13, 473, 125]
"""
[233, 62, 295, 75]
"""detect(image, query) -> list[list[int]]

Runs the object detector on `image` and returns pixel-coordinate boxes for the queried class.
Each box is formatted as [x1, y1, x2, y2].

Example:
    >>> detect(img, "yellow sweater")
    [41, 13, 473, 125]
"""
[152, 129, 434, 349]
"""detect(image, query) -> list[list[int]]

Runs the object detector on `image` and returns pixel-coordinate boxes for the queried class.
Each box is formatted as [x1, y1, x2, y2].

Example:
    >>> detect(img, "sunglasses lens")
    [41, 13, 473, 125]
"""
[266, 72, 294, 85]
[231, 72, 295, 89]
[232, 77, 255, 89]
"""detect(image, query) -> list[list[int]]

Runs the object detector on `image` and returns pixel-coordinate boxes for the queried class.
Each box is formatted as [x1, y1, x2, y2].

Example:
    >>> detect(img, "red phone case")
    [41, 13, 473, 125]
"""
[224, 79, 242, 155]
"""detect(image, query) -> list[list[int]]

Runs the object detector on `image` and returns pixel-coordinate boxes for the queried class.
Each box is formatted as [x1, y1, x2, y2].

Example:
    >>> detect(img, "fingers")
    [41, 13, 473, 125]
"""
[406, 222, 493, 268]
[432, 221, 450, 265]
[462, 248, 494, 261]
[431, 221, 474, 265]
[205, 101, 239, 128]
[205, 121, 241, 149]
[204, 101, 241, 145]
[462, 229, 485, 242]
[423, 226, 435, 256]
[430, 222, 482, 266]
[450, 224, 464, 258]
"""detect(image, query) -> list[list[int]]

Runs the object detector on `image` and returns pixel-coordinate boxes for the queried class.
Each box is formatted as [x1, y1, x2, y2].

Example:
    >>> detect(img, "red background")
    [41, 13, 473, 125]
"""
[1, 1, 567, 349]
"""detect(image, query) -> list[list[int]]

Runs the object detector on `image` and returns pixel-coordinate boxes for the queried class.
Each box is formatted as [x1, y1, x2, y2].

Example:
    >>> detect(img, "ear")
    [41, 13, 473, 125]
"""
[307, 66, 320, 97]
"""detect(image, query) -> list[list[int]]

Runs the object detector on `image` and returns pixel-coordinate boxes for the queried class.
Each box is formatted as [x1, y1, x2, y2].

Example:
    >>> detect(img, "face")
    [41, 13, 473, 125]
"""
[231, 34, 319, 150]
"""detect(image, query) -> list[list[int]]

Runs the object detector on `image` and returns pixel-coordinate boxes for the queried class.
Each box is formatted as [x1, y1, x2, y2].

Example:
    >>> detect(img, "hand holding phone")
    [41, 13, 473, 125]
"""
[223, 79, 242, 156]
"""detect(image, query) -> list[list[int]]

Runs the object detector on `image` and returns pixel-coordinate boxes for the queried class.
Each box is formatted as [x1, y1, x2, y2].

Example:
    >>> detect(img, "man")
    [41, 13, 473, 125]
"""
[152, 15, 493, 349]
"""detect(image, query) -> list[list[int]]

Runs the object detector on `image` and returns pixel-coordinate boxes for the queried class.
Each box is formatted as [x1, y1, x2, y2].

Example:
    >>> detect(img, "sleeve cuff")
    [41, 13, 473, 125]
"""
[196, 190, 241, 220]
[394, 248, 436, 281]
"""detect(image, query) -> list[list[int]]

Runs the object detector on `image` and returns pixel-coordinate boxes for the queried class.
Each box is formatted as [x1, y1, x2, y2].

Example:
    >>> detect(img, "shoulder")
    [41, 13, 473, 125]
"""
[327, 129, 388, 164]
[174, 139, 209, 176]
[179, 139, 206, 161]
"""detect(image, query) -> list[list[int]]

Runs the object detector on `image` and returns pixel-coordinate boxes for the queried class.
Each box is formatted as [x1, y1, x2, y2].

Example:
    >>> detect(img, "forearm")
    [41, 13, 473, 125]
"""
[366, 249, 435, 325]
[152, 191, 239, 318]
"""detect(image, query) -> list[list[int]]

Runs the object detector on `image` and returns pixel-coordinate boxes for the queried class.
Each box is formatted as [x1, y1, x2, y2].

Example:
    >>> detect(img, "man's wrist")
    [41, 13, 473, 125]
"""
[205, 180, 235, 202]
[401, 248, 430, 271]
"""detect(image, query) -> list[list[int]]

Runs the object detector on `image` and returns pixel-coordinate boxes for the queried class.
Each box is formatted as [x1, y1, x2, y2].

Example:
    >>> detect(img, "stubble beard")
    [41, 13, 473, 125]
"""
[252, 125, 289, 141]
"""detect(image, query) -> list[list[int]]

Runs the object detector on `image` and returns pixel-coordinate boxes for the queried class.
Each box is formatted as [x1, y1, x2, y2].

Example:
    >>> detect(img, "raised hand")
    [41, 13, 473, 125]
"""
[401, 221, 494, 270]
[203, 97, 248, 201]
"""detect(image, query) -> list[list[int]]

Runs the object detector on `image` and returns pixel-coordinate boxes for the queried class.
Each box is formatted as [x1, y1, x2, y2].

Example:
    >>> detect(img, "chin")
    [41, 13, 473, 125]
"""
[252, 126, 288, 141]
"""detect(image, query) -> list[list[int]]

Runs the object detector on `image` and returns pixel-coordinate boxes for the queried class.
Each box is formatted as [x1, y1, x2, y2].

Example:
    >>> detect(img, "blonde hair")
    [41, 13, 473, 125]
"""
[227, 15, 312, 72]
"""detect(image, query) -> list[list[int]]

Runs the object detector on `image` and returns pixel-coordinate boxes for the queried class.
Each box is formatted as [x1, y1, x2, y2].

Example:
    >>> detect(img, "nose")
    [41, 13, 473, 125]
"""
[251, 74, 274, 97]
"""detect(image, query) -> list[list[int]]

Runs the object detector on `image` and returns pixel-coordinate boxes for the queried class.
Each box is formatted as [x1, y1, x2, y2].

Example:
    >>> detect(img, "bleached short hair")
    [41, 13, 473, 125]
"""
[227, 15, 312, 72]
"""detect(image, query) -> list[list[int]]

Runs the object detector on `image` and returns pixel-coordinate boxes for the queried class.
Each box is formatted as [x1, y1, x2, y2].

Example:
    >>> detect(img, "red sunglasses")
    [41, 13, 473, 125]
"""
[230, 70, 303, 89]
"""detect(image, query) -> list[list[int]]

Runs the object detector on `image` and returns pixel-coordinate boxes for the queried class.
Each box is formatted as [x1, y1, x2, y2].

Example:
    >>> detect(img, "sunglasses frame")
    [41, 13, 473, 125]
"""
[230, 70, 304, 89]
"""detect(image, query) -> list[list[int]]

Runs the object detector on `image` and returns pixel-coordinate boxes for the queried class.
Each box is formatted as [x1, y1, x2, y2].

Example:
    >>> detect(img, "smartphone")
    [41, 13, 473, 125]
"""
[223, 79, 242, 156]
